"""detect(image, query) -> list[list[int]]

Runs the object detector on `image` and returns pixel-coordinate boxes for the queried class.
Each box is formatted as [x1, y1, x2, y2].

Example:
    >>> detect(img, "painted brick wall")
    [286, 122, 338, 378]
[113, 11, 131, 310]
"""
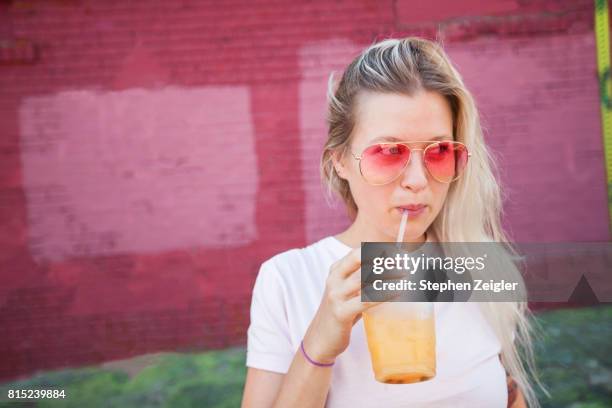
[0, 0, 607, 381]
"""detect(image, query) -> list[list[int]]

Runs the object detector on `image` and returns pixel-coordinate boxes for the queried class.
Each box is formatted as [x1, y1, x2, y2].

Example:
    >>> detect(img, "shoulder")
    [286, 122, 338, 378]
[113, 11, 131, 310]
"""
[255, 236, 339, 286]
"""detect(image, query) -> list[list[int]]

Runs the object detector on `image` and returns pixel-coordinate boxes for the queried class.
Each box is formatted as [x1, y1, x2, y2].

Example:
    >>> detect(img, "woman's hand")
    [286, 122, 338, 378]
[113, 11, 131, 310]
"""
[301, 246, 386, 363]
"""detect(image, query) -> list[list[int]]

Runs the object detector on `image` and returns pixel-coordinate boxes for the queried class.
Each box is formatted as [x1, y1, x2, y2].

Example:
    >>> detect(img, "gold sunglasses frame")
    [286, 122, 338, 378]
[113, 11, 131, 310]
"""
[350, 140, 472, 186]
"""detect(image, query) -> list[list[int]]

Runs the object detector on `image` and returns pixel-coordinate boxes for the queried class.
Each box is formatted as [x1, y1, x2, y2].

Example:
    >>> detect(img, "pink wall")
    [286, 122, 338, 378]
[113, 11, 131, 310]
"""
[0, 0, 607, 381]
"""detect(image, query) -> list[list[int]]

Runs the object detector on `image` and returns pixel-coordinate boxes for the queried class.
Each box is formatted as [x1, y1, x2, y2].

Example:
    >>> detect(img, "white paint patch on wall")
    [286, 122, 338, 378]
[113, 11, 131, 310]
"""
[19, 86, 258, 262]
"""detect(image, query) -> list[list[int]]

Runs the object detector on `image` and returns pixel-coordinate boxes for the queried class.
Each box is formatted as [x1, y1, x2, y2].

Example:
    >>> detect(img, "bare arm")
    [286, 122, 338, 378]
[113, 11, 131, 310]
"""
[500, 354, 528, 408]
[241, 368, 284, 408]
[240, 313, 336, 408]
[242, 246, 383, 408]
[506, 374, 528, 408]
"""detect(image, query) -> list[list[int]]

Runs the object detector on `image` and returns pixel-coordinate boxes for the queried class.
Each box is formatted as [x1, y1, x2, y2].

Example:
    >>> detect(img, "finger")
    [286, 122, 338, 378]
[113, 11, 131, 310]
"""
[343, 268, 400, 300]
[330, 247, 361, 280]
[354, 284, 404, 304]
[359, 291, 403, 308]
[339, 268, 363, 299]
[345, 294, 378, 315]
[342, 273, 409, 304]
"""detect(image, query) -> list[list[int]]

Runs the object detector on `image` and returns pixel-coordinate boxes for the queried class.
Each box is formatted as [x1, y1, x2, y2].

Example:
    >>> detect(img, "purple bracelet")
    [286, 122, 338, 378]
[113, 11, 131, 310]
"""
[300, 339, 335, 367]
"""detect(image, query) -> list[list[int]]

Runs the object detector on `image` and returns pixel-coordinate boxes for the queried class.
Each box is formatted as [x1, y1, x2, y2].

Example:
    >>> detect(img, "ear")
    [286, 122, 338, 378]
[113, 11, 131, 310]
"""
[331, 150, 348, 180]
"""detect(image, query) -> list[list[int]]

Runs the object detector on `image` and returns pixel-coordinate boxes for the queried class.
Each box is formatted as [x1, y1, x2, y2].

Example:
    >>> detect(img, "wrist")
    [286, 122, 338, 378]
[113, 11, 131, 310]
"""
[300, 333, 337, 365]
[301, 338, 336, 367]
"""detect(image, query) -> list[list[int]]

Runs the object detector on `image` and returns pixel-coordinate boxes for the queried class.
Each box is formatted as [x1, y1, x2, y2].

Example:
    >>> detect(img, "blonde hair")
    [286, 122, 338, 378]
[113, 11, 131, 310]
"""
[320, 37, 549, 407]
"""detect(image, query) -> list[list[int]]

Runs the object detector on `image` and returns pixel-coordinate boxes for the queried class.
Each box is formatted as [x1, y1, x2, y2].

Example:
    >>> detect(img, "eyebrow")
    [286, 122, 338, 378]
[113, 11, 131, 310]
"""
[369, 135, 451, 143]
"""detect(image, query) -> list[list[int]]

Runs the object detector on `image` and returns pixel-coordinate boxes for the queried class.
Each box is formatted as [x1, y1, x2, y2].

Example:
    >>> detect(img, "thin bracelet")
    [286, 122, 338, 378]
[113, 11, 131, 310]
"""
[300, 339, 335, 367]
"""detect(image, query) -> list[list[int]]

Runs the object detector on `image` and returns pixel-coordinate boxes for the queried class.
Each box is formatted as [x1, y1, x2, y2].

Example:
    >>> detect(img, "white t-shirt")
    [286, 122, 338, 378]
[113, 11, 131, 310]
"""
[246, 235, 508, 407]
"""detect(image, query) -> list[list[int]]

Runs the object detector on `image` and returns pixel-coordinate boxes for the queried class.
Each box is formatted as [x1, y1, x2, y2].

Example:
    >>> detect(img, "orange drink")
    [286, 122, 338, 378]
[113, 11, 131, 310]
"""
[362, 302, 436, 384]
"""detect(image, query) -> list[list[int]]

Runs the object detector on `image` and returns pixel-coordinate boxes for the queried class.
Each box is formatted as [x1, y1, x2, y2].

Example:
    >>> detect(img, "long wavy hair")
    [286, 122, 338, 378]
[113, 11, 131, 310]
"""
[320, 37, 548, 407]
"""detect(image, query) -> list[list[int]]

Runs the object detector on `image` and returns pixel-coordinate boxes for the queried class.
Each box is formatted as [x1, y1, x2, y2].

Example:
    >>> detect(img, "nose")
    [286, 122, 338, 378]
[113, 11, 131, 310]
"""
[399, 149, 428, 191]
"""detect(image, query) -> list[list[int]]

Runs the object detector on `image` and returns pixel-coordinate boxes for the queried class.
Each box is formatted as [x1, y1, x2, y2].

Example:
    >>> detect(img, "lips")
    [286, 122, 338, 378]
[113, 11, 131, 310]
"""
[396, 204, 427, 217]
[397, 204, 426, 211]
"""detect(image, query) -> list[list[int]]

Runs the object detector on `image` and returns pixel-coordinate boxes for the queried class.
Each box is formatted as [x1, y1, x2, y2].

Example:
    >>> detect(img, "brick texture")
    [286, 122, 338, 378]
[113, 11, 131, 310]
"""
[0, 0, 608, 381]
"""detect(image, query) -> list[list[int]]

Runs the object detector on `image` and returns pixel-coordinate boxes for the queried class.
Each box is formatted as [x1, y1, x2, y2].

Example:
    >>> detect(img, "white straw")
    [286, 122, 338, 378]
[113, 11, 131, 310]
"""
[395, 209, 409, 247]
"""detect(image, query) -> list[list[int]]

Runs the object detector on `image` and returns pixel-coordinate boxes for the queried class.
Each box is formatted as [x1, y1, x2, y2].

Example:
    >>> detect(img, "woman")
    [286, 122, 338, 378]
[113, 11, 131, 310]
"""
[241, 37, 543, 407]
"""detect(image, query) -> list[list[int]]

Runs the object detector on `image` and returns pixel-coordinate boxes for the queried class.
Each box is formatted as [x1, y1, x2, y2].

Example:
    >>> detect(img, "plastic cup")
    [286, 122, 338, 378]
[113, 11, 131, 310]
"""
[363, 302, 436, 383]
[362, 210, 437, 384]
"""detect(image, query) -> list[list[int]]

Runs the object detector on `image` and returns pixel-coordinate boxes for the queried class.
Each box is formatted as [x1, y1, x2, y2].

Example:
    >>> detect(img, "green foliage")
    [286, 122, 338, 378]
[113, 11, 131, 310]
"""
[0, 348, 247, 408]
[534, 305, 612, 408]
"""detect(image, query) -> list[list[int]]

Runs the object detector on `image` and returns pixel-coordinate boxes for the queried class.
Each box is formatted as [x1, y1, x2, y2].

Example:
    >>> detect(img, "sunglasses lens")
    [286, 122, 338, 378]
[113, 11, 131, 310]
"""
[424, 142, 468, 183]
[360, 143, 411, 184]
